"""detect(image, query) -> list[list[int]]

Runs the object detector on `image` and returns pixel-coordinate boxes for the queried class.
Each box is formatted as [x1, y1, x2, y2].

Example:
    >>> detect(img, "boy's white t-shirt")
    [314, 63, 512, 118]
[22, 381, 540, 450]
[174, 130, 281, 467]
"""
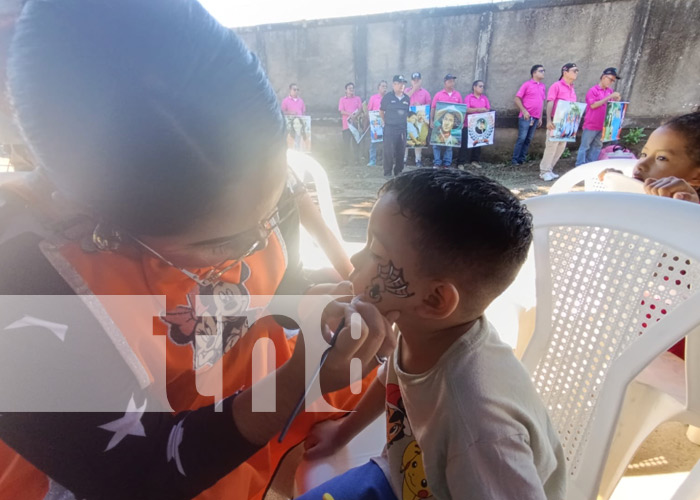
[372, 316, 567, 500]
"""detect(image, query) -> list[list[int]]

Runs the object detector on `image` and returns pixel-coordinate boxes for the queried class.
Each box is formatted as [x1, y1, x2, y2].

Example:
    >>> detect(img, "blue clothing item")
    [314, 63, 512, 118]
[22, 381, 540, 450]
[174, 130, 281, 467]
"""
[369, 141, 378, 165]
[432, 145, 453, 166]
[512, 117, 539, 163]
[576, 128, 603, 166]
[295, 461, 397, 500]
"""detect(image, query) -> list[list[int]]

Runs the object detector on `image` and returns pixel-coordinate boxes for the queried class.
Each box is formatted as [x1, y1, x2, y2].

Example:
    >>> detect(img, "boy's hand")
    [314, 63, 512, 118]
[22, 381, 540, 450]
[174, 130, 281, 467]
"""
[644, 177, 700, 203]
[303, 419, 350, 459]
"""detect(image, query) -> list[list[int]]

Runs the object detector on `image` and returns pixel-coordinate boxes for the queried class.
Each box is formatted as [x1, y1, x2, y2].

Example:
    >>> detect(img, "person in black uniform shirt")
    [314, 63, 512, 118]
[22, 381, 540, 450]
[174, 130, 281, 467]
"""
[380, 75, 411, 178]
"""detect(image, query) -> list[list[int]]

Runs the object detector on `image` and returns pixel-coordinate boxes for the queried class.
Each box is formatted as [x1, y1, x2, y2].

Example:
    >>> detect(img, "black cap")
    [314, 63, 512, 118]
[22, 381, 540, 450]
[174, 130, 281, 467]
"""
[444, 74, 457, 81]
[411, 72, 421, 80]
[393, 74, 407, 83]
[559, 63, 578, 80]
[602, 67, 622, 79]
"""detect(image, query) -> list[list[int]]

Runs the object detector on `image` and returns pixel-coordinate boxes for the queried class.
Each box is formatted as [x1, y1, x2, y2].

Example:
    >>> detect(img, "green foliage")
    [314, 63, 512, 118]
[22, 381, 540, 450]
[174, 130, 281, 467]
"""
[561, 147, 571, 159]
[621, 127, 647, 148]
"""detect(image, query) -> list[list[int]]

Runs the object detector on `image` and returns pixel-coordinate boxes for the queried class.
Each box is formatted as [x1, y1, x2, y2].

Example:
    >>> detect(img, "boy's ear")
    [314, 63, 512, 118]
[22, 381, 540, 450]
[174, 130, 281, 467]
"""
[415, 280, 460, 320]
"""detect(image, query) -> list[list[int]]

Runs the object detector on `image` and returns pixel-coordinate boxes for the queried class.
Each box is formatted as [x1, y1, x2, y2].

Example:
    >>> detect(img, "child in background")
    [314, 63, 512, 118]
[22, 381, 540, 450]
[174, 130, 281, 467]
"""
[633, 111, 700, 203]
[599, 111, 700, 360]
[298, 169, 566, 500]
[600, 111, 700, 203]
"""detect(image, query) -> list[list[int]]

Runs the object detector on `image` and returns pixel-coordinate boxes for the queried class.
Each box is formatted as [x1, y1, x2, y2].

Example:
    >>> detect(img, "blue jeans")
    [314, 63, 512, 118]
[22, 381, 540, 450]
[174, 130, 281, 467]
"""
[576, 128, 603, 166]
[512, 117, 539, 163]
[432, 145, 453, 166]
[369, 141, 380, 165]
[295, 461, 397, 500]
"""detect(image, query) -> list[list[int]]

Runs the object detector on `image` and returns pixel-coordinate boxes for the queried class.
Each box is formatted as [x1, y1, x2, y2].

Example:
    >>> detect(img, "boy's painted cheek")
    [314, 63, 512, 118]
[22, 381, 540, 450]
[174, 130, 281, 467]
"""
[364, 260, 415, 303]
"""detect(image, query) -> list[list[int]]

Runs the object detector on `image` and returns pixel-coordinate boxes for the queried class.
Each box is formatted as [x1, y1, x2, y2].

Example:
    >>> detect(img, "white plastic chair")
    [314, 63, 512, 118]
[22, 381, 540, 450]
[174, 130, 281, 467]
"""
[521, 192, 700, 500]
[670, 458, 700, 500]
[286, 150, 364, 271]
[548, 159, 637, 195]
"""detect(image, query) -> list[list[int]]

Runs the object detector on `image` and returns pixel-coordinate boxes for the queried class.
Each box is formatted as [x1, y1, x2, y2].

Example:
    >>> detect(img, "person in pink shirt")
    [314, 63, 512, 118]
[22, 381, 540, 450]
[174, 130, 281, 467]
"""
[338, 82, 363, 166]
[367, 80, 388, 167]
[431, 74, 463, 167]
[405, 72, 432, 106]
[457, 80, 491, 169]
[280, 83, 306, 115]
[539, 62, 579, 181]
[404, 72, 431, 167]
[512, 64, 546, 165]
[576, 67, 622, 166]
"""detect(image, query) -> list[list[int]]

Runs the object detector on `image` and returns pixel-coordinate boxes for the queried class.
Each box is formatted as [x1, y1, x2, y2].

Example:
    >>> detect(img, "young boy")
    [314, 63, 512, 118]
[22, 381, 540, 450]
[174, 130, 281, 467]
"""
[299, 169, 566, 499]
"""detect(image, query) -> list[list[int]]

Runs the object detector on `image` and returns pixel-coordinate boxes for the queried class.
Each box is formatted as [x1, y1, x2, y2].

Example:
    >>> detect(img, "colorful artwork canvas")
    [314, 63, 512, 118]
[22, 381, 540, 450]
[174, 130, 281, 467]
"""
[347, 109, 368, 144]
[466, 111, 495, 148]
[369, 110, 383, 143]
[429, 102, 466, 147]
[550, 101, 586, 142]
[406, 105, 430, 148]
[285, 115, 311, 152]
[602, 101, 629, 142]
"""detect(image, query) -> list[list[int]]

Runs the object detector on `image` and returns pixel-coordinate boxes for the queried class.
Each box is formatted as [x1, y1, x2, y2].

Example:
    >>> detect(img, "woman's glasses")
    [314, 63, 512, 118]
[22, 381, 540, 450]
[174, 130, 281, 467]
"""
[131, 198, 296, 287]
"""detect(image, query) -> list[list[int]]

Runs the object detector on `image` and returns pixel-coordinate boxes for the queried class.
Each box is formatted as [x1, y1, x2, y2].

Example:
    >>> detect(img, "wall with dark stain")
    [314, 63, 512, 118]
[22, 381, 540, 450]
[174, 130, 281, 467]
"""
[236, 0, 699, 159]
[237, 0, 699, 126]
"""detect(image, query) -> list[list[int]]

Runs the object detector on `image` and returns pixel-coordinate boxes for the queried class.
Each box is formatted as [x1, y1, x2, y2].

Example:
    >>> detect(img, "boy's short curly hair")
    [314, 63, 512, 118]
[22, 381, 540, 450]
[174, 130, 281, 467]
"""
[663, 111, 700, 166]
[379, 169, 533, 298]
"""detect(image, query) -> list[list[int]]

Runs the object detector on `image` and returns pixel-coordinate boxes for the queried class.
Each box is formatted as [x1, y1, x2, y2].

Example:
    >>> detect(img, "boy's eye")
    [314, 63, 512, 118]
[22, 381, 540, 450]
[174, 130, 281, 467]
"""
[639, 152, 647, 158]
[656, 156, 667, 161]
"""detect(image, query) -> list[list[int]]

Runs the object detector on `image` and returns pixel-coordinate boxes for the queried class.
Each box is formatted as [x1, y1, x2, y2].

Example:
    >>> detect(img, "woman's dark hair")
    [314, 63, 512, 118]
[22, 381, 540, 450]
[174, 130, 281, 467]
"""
[380, 169, 532, 295]
[472, 80, 484, 91]
[559, 62, 577, 80]
[530, 64, 544, 77]
[663, 111, 700, 166]
[8, 0, 285, 235]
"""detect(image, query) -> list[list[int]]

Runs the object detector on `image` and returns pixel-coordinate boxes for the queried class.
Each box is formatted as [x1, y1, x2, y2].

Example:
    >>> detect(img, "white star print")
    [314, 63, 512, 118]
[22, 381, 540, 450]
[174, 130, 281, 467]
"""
[166, 418, 187, 476]
[4, 315, 68, 341]
[98, 395, 147, 451]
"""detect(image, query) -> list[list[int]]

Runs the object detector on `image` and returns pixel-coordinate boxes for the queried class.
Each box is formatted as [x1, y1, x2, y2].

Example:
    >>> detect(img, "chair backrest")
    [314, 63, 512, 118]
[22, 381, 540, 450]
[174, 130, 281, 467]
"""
[548, 159, 637, 195]
[286, 149, 343, 239]
[521, 192, 700, 500]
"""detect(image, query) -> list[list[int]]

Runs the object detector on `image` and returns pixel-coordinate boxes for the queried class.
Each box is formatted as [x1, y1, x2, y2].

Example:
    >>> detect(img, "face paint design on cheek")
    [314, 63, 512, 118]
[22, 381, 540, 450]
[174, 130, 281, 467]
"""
[366, 260, 415, 303]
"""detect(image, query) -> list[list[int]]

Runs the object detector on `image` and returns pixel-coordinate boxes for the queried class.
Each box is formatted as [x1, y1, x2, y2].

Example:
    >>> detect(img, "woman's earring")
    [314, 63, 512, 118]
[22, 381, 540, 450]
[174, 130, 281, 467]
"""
[92, 223, 123, 252]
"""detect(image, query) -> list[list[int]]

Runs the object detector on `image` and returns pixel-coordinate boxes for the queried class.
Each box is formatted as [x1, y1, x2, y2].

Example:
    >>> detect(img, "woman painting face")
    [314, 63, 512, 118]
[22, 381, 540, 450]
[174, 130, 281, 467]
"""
[292, 118, 303, 134]
[441, 112, 455, 133]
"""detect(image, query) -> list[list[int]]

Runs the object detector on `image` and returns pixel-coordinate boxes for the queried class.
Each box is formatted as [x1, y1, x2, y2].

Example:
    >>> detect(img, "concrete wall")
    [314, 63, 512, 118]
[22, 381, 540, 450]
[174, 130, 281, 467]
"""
[236, 0, 700, 160]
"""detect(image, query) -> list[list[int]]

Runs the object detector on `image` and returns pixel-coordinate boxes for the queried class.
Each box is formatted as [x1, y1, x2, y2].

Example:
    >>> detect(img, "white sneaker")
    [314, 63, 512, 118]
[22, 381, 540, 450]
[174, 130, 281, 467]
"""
[551, 172, 560, 179]
[540, 171, 557, 182]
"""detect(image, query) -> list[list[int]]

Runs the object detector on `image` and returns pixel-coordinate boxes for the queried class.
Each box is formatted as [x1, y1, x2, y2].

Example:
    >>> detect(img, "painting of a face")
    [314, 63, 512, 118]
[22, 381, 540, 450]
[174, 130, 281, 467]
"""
[441, 113, 455, 133]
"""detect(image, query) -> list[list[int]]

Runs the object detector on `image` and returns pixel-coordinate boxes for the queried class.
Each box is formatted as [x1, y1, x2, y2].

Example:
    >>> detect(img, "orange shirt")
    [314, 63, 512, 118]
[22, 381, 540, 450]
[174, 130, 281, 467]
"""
[0, 227, 370, 500]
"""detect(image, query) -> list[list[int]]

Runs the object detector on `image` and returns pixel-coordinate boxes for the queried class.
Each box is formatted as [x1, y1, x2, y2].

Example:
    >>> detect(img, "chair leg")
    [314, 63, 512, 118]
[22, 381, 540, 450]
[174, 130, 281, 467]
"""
[670, 458, 700, 500]
[598, 382, 682, 499]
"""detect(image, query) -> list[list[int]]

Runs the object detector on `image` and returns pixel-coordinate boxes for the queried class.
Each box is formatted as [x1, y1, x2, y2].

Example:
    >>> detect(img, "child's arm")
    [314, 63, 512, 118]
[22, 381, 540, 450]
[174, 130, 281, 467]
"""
[303, 376, 385, 459]
[297, 191, 354, 279]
